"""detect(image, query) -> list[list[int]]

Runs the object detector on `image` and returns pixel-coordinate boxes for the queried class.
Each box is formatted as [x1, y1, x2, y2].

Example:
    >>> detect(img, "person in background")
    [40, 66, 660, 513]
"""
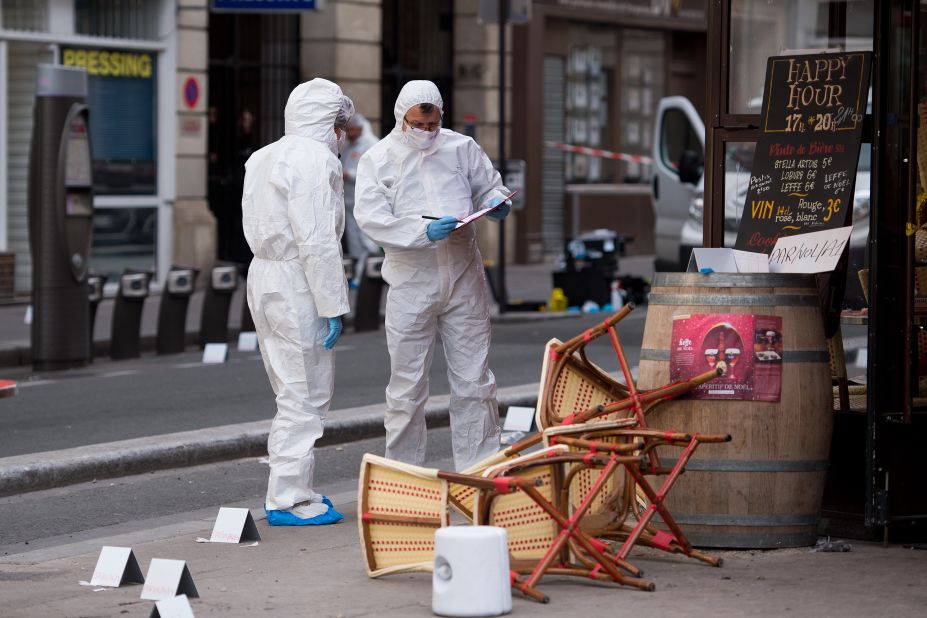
[341, 113, 380, 286]
[354, 80, 511, 471]
[242, 78, 354, 526]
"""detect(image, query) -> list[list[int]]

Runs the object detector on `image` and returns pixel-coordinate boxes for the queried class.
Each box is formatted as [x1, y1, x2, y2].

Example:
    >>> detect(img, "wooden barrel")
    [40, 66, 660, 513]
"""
[638, 273, 832, 548]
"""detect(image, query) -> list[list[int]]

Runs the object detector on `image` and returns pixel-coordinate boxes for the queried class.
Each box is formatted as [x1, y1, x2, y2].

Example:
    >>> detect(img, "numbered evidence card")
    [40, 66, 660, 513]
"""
[735, 52, 871, 253]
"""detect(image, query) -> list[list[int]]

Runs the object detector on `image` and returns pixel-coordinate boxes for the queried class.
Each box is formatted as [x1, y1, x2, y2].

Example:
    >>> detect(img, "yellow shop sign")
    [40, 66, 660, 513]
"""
[62, 48, 154, 79]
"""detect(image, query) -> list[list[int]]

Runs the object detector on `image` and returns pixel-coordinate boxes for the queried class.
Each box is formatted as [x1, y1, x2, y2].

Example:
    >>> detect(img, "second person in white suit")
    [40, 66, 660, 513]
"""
[354, 80, 511, 471]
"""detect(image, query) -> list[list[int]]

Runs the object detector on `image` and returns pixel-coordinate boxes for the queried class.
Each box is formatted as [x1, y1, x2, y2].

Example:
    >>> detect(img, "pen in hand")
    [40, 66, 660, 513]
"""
[421, 215, 440, 220]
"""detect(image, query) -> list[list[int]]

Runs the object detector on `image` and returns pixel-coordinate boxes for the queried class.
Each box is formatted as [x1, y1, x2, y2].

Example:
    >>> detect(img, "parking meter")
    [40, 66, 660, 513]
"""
[199, 263, 238, 347]
[354, 256, 385, 332]
[111, 269, 152, 360]
[28, 65, 93, 371]
[156, 266, 199, 355]
[86, 272, 106, 360]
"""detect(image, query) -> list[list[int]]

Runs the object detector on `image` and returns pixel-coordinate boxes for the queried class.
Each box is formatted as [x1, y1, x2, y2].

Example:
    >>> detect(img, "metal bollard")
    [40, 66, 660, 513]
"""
[342, 257, 356, 285]
[110, 269, 152, 360]
[199, 263, 238, 347]
[156, 266, 198, 355]
[86, 272, 106, 361]
[354, 256, 385, 332]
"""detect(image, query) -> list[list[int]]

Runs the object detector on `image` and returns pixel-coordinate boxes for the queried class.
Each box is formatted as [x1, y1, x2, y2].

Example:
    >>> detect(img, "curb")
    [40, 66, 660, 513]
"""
[0, 384, 540, 497]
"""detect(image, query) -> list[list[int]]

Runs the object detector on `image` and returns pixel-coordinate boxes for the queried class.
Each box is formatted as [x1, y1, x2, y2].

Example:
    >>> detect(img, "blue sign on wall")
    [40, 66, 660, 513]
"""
[212, 0, 320, 10]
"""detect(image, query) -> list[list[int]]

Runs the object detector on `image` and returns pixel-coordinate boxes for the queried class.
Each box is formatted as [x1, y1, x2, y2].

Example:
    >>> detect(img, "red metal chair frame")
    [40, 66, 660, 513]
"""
[473, 447, 654, 603]
[536, 304, 730, 567]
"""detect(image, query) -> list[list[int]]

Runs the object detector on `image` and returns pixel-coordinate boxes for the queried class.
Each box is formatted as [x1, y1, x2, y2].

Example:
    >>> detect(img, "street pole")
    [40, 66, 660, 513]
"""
[497, 0, 508, 313]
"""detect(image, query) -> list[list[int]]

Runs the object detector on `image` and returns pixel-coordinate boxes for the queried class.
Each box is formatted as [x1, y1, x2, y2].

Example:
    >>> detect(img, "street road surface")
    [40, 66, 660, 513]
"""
[0, 311, 647, 456]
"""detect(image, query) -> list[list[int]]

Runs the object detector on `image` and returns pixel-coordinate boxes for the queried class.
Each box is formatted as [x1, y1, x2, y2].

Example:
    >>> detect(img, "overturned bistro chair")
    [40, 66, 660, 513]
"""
[357, 453, 530, 578]
[535, 304, 722, 429]
[446, 303, 647, 522]
[360, 446, 653, 604]
[471, 445, 655, 602]
[533, 304, 730, 567]
[543, 422, 730, 567]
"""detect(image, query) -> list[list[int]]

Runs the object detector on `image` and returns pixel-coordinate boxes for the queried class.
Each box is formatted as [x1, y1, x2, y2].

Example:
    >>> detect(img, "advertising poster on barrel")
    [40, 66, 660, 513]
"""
[670, 314, 783, 402]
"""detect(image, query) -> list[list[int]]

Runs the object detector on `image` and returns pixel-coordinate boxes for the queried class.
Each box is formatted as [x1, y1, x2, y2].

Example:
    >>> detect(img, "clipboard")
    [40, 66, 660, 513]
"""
[454, 190, 519, 230]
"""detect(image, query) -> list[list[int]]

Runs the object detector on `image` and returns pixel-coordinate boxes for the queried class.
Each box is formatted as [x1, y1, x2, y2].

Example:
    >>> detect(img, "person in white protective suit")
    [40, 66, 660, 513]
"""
[242, 78, 353, 526]
[341, 113, 380, 284]
[354, 80, 512, 471]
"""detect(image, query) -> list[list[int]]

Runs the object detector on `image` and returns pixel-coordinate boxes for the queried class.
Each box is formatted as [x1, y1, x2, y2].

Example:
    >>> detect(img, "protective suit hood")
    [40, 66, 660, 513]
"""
[392, 80, 444, 133]
[284, 78, 353, 155]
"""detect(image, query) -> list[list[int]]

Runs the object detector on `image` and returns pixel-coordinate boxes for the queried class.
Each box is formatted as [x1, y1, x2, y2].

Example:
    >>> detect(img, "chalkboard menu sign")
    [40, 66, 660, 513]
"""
[735, 52, 872, 253]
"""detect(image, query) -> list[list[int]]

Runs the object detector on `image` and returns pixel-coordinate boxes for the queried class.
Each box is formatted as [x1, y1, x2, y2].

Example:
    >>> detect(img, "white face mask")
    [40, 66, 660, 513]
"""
[404, 124, 440, 149]
[337, 131, 347, 154]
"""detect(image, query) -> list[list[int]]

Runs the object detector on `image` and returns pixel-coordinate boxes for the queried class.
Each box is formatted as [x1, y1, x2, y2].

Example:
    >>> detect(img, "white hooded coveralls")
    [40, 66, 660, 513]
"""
[354, 80, 508, 471]
[341, 114, 380, 262]
[242, 78, 350, 510]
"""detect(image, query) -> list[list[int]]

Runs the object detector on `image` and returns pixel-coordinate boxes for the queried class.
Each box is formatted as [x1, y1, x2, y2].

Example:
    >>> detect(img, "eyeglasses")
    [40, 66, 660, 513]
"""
[404, 117, 441, 131]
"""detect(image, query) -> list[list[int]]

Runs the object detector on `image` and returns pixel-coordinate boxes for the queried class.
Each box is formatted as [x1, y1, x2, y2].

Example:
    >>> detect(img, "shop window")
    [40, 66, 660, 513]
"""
[720, 140, 871, 308]
[61, 47, 157, 195]
[729, 0, 873, 115]
[90, 206, 157, 279]
[619, 30, 664, 183]
[75, 0, 162, 41]
[719, 142, 756, 241]
[0, 0, 47, 31]
[565, 45, 610, 183]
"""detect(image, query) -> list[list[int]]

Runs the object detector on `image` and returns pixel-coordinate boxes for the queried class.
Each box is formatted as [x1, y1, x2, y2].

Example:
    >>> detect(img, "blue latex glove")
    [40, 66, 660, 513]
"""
[488, 200, 512, 221]
[426, 216, 459, 241]
[323, 317, 342, 350]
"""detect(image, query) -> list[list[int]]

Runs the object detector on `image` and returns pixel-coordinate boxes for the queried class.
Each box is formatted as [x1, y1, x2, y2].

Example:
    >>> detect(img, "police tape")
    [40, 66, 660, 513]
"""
[544, 141, 652, 164]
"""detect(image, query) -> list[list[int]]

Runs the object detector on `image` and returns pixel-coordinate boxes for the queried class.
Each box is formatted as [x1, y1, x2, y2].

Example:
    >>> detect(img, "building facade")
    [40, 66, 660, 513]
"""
[0, 0, 178, 294]
[0, 0, 712, 297]
[511, 0, 709, 263]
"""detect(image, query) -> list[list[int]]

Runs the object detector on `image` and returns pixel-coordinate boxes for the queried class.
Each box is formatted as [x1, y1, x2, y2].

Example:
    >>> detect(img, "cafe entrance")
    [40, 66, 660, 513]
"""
[702, 1, 927, 540]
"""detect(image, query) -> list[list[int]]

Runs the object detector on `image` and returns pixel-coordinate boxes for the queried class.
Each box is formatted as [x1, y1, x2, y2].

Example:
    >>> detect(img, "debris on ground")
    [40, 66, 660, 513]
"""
[810, 537, 852, 553]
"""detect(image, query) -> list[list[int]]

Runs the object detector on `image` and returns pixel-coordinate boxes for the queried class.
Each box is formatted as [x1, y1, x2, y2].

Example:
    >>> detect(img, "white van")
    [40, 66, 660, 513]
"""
[651, 96, 705, 271]
[651, 96, 870, 288]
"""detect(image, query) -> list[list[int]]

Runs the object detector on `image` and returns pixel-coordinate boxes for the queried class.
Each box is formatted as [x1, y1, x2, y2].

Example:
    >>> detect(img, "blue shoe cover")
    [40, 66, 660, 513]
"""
[265, 497, 343, 526]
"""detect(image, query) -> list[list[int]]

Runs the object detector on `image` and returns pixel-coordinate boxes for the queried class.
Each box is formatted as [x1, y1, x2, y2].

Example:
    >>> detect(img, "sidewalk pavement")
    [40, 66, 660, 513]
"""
[0, 255, 657, 369]
[1, 492, 924, 617]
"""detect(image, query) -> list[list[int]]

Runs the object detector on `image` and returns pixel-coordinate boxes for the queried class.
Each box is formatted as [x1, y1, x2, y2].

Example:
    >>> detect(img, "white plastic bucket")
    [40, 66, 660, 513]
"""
[432, 526, 511, 617]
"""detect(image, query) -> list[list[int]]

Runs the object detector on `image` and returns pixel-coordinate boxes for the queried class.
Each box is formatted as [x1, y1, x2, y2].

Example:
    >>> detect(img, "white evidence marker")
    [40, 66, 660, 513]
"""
[237, 331, 258, 351]
[201, 343, 229, 364]
[140, 559, 199, 601]
[855, 348, 868, 369]
[203, 507, 261, 544]
[502, 406, 535, 433]
[89, 546, 145, 588]
[150, 594, 195, 618]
